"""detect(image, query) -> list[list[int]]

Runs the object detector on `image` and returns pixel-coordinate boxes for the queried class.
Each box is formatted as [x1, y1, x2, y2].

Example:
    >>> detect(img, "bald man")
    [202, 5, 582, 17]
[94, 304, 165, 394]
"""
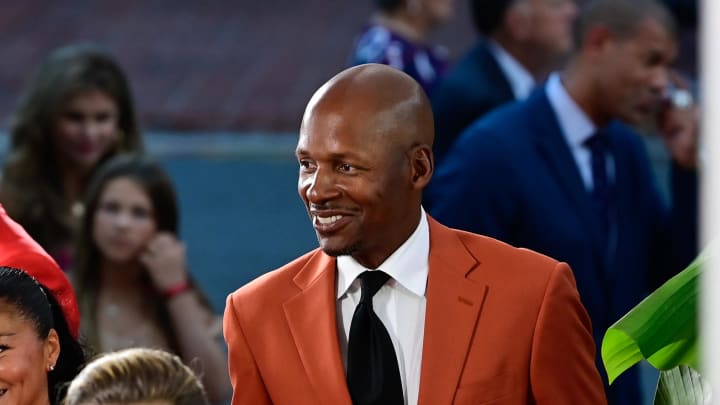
[223, 64, 606, 405]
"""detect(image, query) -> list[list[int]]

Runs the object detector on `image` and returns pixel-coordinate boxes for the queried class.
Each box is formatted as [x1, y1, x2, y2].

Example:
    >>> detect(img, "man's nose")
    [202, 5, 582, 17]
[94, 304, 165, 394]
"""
[650, 67, 670, 94]
[304, 168, 340, 203]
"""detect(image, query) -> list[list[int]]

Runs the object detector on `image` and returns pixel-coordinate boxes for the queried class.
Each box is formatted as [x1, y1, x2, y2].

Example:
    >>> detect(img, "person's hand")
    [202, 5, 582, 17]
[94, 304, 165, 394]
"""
[139, 232, 188, 291]
[657, 72, 699, 170]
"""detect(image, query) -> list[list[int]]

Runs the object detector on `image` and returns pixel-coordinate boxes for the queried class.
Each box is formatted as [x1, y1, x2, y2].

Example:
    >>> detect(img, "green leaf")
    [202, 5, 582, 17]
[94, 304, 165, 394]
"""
[601, 247, 713, 384]
[654, 365, 711, 405]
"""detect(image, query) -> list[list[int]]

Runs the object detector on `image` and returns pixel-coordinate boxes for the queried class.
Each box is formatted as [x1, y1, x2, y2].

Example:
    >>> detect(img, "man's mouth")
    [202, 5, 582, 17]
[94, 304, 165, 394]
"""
[315, 215, 343, 225]
[312, 214, 351, 234]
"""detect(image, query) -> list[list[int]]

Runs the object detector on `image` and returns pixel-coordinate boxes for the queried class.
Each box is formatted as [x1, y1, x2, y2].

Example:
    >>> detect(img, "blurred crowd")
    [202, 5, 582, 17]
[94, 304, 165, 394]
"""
[0, 0, 699, 404]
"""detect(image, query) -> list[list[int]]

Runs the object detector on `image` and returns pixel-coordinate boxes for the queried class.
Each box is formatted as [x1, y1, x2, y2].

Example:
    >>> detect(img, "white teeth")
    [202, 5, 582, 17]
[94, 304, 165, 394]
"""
[316, 215, 343, 225]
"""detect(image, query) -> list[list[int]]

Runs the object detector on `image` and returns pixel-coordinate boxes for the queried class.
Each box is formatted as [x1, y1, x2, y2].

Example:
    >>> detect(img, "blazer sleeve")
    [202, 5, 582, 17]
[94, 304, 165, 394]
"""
[223, 293, 273, 405]
[530, 262, 608, 404]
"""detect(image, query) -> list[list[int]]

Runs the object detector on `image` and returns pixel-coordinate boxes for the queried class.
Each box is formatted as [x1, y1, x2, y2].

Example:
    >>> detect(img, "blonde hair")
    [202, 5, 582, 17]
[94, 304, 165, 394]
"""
[63, 348, 208, 405]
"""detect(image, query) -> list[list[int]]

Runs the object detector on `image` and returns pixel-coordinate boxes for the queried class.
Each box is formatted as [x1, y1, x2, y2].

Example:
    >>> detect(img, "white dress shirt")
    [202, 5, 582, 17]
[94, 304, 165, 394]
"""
[488, 41, 536, 100]
[337, 209, 429, 405]
[545, 72, 614, 190]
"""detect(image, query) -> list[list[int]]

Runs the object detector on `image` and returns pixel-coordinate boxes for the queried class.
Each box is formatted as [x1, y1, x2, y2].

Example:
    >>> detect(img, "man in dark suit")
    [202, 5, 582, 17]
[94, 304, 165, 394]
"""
[431, 0, 577, 164]
[425, 1, 698, 403]
[224, 64, 606, 404]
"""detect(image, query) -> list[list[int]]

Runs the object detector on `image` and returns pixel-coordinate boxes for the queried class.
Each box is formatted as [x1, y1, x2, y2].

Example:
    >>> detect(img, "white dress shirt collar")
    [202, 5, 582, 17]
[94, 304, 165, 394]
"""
[336, 208, 429, 299]
[545, 72, 597, 148]
[487, 40, 536, 100]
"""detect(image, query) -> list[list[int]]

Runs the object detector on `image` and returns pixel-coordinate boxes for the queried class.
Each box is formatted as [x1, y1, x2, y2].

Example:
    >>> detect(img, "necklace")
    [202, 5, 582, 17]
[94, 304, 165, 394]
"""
[71, 201, 85, 218]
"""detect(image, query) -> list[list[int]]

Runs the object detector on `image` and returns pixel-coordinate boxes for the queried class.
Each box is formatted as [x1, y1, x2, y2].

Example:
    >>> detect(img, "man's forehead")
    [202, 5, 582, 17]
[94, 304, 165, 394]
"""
[626, 17, 677, 56]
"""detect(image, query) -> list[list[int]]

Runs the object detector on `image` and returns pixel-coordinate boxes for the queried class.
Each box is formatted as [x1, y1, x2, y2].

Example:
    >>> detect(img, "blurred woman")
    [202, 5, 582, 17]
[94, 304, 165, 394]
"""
[349, 0, 455, 95]
[0, 266, 85, 405]
[0, 43, 143, 270]
[64, 348, 209, 405]
[73, 155, 230, 403]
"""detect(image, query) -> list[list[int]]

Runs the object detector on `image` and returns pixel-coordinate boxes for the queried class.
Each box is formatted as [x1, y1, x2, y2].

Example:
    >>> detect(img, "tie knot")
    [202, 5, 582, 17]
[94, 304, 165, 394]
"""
[358, 271, 390, 303]
[584, 132, 608, 151]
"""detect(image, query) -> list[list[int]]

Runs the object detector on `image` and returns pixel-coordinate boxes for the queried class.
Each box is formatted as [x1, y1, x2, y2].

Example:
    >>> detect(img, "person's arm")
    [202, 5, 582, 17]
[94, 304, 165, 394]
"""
[656, 76, 700, 280]
[165, 291, 231, 403]
[530, 262, 607, 404]
[140, 233, 231, 404]
[223, 293, 273, 405]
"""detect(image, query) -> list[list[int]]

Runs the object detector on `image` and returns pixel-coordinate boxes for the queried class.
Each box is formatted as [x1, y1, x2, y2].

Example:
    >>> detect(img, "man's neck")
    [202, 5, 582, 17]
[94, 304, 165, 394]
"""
[560, 61, 610, 127]
[492, 35, 557, 81]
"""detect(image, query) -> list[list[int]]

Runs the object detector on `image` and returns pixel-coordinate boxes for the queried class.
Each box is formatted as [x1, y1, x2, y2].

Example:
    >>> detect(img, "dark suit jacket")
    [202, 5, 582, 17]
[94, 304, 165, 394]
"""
[223, 216, 606, 404]
[431, 40, 515, 165]
[425, 88, 698, 405]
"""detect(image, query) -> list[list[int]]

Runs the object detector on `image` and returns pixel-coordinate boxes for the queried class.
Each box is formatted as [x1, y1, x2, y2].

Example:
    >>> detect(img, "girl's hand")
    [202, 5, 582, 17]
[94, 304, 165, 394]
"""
[140, 232, 188, 290]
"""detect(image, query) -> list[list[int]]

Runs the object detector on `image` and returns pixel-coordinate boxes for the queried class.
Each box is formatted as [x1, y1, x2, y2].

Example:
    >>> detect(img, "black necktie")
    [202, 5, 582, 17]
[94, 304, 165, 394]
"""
[585, 133, 612, 245]
[346, 271, 404, 405]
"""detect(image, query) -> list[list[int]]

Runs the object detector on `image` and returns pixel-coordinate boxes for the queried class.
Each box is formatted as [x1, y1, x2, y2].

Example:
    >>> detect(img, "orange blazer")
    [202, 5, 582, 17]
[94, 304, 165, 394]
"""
[223, 216, 607, 404]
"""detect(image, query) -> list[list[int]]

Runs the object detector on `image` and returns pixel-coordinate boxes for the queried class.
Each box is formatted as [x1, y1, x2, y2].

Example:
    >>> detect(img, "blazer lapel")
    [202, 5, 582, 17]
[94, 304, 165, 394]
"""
[283, 252, 352, 405]
[529, 91, 605, 259]
[418, 217, 489, 405]
[475, 40, 514, 101]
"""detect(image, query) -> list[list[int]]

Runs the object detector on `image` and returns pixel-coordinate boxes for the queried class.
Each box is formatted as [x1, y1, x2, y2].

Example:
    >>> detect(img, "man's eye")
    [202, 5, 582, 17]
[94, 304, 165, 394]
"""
[339, 163, 353, 172]
[299, 160, 315, 171]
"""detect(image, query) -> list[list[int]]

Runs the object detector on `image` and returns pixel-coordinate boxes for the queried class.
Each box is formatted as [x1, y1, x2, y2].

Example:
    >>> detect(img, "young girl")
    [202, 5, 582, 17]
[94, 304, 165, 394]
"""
[73, 155, 230, 403]
[1, 43, 143, 270]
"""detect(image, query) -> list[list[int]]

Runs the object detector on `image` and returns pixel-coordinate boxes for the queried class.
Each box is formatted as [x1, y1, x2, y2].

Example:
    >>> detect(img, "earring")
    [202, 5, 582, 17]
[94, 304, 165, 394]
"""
[47, 364, 55, 372]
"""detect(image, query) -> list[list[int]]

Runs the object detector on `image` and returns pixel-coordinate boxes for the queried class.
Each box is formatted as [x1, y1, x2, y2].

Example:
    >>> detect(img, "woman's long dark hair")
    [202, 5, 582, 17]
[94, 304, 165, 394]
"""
[0, 43, 143, 258]
[0, 266, 85, 405]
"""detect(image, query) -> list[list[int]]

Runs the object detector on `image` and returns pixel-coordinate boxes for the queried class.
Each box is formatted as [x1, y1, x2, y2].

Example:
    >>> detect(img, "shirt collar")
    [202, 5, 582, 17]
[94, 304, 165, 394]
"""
[487, 40, 535, 100]
[336, 207, 430, 299]
[545, 72, 597, 148]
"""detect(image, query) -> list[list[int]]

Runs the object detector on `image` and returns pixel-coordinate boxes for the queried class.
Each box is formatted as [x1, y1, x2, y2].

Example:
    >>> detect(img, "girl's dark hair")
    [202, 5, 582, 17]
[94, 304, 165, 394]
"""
[75, 154, 213, 352]
[1, 43, 143, 256]
[0, 267, 85, 405]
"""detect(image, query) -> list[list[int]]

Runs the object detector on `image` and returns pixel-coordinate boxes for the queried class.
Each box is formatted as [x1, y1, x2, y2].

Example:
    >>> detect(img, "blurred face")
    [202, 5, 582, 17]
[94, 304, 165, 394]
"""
[522, 0, 578, 55]
[52, 89, 120, 170]
[93, 177, 157, 264]
[296, 101, 415, 269]
[0, 301, 59, 405]
[420, 0, 455, 25]
[597, 17, 677, 125]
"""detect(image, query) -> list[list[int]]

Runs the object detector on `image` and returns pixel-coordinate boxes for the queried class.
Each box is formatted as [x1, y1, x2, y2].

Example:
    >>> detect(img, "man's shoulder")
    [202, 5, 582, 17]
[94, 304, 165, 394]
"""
[451, 97, 537, 155]
[457, 226, 558, 264]
[227, 248, 324, 302]
[436, 222, 563, 282]
[435, 42, 509, 100]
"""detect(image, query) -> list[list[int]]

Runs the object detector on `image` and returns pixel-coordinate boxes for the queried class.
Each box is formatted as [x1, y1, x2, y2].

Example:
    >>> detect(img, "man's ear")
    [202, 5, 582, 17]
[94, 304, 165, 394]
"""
[409, 144, 433, 190]
[505, 2, 532, 41]
[44, 328, 60, 372]
[583, 25, 614, 58]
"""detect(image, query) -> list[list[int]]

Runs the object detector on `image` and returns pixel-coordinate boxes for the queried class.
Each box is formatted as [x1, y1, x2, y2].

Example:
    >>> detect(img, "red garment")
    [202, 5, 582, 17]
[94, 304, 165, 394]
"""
[0, 204, 80, 338]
